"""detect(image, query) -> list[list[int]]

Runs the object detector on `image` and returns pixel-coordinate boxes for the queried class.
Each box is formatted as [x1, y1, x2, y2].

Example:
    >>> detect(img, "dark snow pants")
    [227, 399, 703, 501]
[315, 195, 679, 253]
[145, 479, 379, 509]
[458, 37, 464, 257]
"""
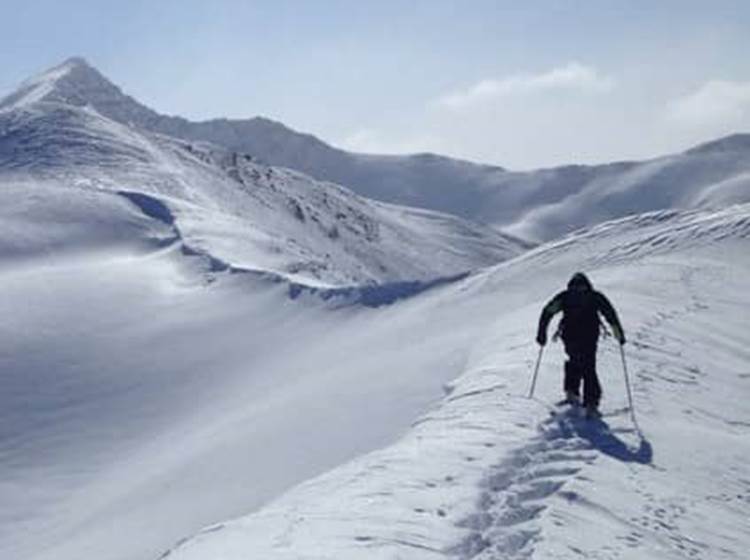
[563, 340, 601, 408]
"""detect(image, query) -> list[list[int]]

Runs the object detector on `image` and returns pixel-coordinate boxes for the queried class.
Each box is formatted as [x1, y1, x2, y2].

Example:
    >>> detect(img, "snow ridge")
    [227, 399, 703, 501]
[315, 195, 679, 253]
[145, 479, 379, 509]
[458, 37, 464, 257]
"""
[158, 204, 750, 560]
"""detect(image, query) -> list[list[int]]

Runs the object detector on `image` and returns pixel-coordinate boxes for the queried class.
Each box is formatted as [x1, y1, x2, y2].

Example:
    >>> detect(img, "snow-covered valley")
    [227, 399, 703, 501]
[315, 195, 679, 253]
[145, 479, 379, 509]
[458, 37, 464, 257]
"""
[0, 58, 748, 560]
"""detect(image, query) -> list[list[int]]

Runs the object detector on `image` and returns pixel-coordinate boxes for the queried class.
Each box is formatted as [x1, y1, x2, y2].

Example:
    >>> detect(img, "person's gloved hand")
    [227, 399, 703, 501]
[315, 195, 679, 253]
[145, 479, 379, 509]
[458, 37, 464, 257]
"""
[536, 331, 547, 346]
[613, 325, 626, 345]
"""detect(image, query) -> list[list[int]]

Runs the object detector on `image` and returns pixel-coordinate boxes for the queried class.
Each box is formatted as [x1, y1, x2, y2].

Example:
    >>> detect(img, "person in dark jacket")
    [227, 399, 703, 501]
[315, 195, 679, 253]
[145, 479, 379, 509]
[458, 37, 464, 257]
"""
[536, 272, 625, 416]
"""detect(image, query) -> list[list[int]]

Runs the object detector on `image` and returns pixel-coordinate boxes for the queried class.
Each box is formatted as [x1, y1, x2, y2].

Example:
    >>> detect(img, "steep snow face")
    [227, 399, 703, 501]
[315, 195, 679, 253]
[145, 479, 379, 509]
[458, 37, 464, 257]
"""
[0, 100, 525, 287]
[4, 59, 748, 244]
[157, 204, 750, 560]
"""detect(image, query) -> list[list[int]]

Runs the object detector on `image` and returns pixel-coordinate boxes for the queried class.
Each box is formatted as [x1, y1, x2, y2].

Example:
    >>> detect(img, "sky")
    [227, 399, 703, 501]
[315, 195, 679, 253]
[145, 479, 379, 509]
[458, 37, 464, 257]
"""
[1, 0, 749, 169]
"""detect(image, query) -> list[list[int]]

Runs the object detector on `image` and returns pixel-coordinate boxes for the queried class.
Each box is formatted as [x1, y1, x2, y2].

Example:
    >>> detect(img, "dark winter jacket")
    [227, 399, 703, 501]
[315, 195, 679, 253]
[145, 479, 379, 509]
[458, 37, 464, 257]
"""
[536, 273, 624, 347]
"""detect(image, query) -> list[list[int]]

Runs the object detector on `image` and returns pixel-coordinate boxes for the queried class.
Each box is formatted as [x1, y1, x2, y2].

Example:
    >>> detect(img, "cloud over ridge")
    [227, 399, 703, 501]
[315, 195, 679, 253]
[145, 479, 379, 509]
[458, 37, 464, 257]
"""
[668, 79, 750, 127]
[434, 62, 614, 109]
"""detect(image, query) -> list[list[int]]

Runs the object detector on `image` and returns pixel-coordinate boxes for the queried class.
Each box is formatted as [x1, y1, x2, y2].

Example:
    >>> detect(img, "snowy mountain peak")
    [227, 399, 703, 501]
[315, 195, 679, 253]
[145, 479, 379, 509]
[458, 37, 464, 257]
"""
[60, 56, 90, 68]
[0, 57, 159, 126]
[0, 57, 84, 111]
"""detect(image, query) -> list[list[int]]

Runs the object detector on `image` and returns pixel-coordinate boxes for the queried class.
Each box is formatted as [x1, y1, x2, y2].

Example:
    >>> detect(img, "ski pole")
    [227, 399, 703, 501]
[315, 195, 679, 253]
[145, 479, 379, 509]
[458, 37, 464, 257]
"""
[528, 345, 544, 399]
[619, 344, 641, 433]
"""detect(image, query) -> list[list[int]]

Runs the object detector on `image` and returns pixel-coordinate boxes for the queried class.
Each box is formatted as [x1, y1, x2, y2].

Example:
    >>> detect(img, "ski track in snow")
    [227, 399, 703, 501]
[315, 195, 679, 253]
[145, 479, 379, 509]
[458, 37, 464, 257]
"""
[454, 410, 598, 559]
[454, 259, 748, 560]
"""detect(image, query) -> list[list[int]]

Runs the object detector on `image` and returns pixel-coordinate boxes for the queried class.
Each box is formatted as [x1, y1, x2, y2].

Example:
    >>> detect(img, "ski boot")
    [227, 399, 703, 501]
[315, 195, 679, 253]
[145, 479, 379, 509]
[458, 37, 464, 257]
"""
[585, 404, 601, 419]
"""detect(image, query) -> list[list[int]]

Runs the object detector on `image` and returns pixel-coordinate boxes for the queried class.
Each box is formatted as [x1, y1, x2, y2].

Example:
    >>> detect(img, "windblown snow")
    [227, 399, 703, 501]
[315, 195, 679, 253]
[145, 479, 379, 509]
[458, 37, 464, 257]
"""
[0, 59, 748, 560]
[0, 61, 525, 287]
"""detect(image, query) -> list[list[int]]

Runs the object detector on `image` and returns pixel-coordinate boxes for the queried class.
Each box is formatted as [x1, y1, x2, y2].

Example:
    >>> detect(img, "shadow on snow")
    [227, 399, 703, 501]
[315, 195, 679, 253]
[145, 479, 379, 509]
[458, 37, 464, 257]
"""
[553, 409, 653, 465]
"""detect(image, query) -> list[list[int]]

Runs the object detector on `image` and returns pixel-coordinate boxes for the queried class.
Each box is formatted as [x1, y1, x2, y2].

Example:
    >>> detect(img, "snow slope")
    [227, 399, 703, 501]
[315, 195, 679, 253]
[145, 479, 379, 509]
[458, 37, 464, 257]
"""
[5, 58, 748, 244]
[159, 204, 750, 560]
[1, 198, 747, 560]
[1, 58, 748, 560]
[0, 82, 526, 287]
[0, 59, 526, 560]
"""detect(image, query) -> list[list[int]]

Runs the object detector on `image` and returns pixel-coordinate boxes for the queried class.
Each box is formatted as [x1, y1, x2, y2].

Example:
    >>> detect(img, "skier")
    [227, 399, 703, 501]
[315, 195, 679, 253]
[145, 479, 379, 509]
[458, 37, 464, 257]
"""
[536, 272, 625, 417]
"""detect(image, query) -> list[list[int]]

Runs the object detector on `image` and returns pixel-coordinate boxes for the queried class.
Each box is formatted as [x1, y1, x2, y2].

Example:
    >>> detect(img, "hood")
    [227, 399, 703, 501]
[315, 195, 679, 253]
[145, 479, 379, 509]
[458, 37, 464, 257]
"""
[568, 272, 593, 291]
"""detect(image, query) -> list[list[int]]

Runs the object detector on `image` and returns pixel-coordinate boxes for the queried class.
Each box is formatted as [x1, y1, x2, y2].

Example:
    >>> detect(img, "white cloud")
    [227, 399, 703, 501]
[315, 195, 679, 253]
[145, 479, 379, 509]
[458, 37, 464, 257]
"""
[433, 62, 614, 110]
[339, 127, 444, 155]
[667, 80, 750, 127]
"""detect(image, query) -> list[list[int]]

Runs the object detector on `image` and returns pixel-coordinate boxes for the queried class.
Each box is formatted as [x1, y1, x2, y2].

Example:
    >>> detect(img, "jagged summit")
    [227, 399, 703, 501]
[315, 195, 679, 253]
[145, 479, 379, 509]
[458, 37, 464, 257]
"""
[0, 58, 79, 111]
[0, 56, 142, 118]
[0, 56, 169, 131]
[61, 56, 90, 67]
[41, 56, 93, 76]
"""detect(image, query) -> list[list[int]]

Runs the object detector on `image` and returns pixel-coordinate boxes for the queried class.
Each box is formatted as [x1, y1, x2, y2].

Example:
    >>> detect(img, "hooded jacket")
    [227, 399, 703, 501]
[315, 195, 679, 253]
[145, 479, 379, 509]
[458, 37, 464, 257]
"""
[537, 273, 624, 346]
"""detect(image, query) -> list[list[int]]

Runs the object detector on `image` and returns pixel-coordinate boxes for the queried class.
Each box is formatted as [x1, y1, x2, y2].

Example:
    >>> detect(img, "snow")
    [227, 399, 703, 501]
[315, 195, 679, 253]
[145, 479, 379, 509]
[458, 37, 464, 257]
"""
[0, 245, 485, 560]
[0, 101, 525, 287]
[0, 58, 748, 560]
[0, 58, 81, 112]
[160, 205, 750, 560]
[1, 197, 748, 560]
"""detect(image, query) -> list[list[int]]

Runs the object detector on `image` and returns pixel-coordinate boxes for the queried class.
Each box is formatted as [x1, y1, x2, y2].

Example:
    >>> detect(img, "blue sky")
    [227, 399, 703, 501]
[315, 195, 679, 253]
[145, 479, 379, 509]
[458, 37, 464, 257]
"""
[2, 0, 749, 168]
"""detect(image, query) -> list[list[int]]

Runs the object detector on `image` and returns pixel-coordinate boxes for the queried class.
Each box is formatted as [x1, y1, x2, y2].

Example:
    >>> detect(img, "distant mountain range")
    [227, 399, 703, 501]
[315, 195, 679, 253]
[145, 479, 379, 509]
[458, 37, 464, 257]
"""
[4, 57, 748, 243]
[0, 58, 526, 287]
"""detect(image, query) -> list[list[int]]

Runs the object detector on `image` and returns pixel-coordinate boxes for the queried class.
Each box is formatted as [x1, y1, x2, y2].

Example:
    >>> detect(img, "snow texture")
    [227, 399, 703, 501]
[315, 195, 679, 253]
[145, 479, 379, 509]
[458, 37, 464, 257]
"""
[159, 204, 750, 560]
[1, 199, 747, 560]
[0, 59, 748, 560]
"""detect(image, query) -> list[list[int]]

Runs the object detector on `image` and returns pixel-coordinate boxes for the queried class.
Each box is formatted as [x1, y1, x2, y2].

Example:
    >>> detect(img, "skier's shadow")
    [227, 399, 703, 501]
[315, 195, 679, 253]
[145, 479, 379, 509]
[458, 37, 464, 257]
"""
[556, 412, 653, 464]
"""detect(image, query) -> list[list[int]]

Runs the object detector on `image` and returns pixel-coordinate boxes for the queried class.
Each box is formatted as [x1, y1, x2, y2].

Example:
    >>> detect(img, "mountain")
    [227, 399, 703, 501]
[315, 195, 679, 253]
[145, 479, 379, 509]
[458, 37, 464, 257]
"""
[5, 58, 748, 244]
[1, 58, 749, 560]
[0, 58, 509, 219]
[0, 59, 527, 288]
